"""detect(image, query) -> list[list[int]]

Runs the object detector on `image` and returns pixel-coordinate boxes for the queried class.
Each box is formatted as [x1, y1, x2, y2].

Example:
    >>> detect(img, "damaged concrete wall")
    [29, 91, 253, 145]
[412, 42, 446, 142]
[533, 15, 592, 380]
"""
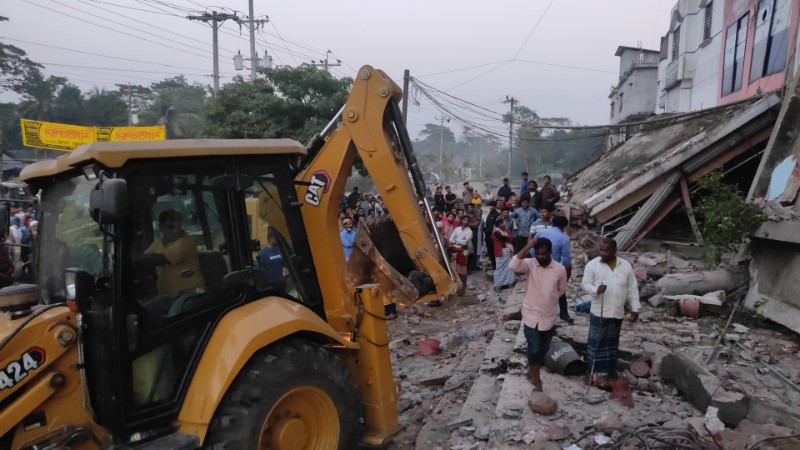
[745, 224, 800, 331]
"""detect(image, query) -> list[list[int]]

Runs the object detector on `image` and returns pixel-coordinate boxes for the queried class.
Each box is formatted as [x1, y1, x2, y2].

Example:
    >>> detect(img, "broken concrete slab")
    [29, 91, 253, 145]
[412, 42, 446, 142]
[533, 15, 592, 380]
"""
[660, 352, 749, 427]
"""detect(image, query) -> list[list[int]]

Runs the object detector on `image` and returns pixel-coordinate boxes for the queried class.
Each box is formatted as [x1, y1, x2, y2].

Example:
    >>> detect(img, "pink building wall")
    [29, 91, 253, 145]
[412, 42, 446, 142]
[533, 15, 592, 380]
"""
[718, 0, 800, 104]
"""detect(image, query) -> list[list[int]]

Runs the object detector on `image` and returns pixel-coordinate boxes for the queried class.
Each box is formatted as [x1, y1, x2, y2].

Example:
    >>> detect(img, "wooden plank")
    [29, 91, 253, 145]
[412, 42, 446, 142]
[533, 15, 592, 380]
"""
[679, 175, 704, 245]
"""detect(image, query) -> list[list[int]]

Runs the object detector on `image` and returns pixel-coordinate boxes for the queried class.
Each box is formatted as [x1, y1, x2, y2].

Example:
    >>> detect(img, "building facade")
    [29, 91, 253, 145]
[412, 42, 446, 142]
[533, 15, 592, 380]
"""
[607, 46, 659, 148]
[657, 0, 725, 113]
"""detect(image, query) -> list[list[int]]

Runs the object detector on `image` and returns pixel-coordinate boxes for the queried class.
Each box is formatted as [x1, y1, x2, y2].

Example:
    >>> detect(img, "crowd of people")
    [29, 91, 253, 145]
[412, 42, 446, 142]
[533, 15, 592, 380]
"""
[337, 172, 641, 393]
[0, 201, 38, 285]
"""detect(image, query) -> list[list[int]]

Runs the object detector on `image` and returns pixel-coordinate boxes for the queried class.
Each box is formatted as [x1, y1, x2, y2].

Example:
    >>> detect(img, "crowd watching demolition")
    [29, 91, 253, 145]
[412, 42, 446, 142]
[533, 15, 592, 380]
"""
[337, 173, 571, 310]
[0, 200, 38, 286]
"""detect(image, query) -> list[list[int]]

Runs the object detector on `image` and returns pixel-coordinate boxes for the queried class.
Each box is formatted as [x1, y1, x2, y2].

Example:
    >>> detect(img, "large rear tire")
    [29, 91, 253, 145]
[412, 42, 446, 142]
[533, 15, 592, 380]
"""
[203, 338, 365, 450]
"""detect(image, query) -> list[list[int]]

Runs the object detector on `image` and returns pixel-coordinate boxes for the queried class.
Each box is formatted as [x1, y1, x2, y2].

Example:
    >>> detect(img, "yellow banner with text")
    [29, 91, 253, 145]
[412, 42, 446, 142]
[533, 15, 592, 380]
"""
[21, 119, 165, 152]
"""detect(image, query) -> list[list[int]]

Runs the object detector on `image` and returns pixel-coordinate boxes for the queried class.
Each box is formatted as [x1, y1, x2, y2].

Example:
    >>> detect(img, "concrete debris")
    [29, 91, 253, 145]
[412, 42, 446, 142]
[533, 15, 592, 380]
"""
[528, 392, 558, 416]
[704, 406, 726, 435]
[658, 267, 748, 296]
[384, 231, 800, 450]
[446, 417, 473, 430]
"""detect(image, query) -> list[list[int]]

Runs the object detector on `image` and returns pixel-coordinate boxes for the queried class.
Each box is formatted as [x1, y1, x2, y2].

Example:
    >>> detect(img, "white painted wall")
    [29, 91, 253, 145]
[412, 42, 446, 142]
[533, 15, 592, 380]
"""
[657, 0, 724, 113]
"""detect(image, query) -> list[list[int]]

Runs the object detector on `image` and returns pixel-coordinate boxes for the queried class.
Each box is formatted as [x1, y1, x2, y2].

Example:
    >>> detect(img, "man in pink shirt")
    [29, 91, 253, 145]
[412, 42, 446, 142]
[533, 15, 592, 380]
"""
[509, 236, 567, 391]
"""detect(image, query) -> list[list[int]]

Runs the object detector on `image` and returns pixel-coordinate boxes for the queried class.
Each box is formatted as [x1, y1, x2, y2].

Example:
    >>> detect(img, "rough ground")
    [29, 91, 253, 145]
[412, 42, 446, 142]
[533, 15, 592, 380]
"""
[383, 254, 800, 450]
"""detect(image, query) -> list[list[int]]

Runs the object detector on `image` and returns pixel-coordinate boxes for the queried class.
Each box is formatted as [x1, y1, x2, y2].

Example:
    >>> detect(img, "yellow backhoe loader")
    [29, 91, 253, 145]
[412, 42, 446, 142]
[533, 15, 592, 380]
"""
[0, 65, 458, 449]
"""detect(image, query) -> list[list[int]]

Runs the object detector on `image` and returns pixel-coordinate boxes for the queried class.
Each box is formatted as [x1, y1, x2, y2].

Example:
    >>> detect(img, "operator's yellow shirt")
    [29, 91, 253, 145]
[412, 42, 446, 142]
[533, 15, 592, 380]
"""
[145, 234, 205, 299]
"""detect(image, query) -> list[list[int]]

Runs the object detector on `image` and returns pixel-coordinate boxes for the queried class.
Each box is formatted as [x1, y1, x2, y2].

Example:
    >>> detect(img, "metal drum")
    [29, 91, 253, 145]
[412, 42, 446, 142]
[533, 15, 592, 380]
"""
[544, 340, 586, 376]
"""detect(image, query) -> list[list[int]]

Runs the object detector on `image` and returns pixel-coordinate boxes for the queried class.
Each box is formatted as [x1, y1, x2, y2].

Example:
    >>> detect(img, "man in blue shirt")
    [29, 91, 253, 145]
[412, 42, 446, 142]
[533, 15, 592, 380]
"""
[511, 198, 540, 253]
[257, 231, 286, 291]
[340, 218, 356, 261]
[520, 172, 530, 197]
[534, 215, 573, 323]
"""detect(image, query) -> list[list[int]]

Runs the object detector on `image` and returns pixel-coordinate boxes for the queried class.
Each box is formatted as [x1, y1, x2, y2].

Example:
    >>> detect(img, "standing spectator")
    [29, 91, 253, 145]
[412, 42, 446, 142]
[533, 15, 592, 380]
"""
[256, 230, 287, 291]
[340, 219, 356, 261]
[347, 187, 361, 209]
[448, 216, 473, 296]
[520, 172, 530, 197]
[339, 194, 348, 212]
[368, 198, 382, 217]
[509, 237, 567, 392]
[461, 182, 474, 205]
[470, 191, 482, 206]
[497, 178, 513, 200]
[535, 216, 574, 323]
[491, 217, 515, 292]
[540, 175, 560, 212]
[529, 206, 554, 235]
[440, 212, 458, 241]
[519, 181, 541, 211]
[0, 201, 9, 238]
[444, 186, 457, 212]
[581, 237, 640, 385]
[501, 207, 514, 235]
[511, 198, 539, 253]
[506, 193, 518, 211]
[433, 185, 445, 213]
[484, 200, 501, 270]
[465, 203, 481, 270]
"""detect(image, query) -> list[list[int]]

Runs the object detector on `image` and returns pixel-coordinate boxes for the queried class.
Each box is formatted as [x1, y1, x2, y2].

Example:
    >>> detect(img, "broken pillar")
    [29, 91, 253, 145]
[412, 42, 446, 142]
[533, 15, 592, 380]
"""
[657, 266, 748, 296]
[660, 352, 749, 427]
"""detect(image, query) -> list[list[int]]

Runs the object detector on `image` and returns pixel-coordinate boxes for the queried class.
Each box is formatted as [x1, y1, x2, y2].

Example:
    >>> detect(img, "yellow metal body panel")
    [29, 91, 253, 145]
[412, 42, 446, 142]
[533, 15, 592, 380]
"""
[351, 286, 403, 445]
[296, 66, 457, 331]
[20, 139, 306, 181]
[0, 308, 108, 449]
[177, 297, 356, 442]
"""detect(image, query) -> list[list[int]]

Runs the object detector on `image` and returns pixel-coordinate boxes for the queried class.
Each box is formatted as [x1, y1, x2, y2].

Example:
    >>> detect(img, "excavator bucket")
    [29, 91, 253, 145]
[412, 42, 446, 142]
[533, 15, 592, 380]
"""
[346, 219, 435, 305]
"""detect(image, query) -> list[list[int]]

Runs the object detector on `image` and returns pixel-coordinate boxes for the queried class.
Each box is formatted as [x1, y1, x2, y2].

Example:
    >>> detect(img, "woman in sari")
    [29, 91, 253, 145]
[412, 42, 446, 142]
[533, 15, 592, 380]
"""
[492, 217, 516, 293]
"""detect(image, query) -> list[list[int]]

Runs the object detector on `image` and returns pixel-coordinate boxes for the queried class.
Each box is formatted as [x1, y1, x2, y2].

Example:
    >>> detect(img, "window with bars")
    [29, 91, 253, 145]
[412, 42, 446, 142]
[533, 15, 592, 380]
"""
[672, 26, 681, 60]
[704, 1, 713, 40]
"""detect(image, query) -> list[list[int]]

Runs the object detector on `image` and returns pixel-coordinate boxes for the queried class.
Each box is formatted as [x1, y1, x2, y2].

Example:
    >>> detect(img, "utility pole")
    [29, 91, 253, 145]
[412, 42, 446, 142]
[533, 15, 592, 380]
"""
[248, 0, 257, 79]
[310, 50, 341, 72]
[436, 115, 450, 180]
[402, 69, 410, 127]
[188, 11, 240, 91]
[127, 83, 132, 126]
[503, 96, 516, 179]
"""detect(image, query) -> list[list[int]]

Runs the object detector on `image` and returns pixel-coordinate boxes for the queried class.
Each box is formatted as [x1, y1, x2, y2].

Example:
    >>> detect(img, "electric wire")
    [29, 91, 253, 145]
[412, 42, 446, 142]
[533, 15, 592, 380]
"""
[513, 0, 555, 59]
[0, 36, 212, 72]
[22, 0, 209, 60]
[269, 19, 299, 65]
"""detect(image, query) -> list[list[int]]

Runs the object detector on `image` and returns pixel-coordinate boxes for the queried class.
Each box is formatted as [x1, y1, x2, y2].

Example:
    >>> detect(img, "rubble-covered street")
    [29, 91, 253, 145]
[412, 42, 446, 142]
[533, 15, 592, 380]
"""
[385, 246, 800, 450]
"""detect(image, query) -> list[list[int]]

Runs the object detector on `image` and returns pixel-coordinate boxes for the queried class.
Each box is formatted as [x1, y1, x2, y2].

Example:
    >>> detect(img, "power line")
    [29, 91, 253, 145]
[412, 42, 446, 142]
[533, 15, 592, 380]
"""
[0, 36, 211, 72]
[22, 0, 209, 59]
[49, 0, 214, 56]
[269, 19, 298, 65]
[513, 0, 555, 59]
[39, 61, 215, 77]
[81, 0, 179, 16]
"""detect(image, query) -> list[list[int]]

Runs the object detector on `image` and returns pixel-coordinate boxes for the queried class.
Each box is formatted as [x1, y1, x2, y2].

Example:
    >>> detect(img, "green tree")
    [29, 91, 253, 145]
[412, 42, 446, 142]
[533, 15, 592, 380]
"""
[136, 76, 208, 138]
[0, 17, 41, 94]
[205, 66, 352, 143]
[16, 68, 67, 121]
[49, 84, 86, 125]
[84, 88, 128, 126]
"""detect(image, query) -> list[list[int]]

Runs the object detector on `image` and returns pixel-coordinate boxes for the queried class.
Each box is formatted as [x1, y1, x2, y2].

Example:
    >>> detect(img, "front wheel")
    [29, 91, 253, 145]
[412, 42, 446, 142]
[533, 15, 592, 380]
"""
[203, 338, 365, 450]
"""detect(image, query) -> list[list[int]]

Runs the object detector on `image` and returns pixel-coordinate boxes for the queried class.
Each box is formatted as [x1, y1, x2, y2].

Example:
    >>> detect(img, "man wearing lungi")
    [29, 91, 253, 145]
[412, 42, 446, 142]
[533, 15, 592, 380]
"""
[581, 237, 640, 385]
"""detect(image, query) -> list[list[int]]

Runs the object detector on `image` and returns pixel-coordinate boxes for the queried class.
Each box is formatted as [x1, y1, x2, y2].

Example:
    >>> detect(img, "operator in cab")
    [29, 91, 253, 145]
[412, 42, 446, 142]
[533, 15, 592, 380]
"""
[136, 209, 206, 318]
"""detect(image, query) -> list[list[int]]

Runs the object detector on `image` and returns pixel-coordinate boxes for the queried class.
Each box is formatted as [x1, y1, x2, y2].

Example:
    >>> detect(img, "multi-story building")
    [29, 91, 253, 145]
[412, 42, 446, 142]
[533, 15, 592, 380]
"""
[657, 0, 724, 113]
[718, 0, 799, 105]
[607, 46, 659, 148]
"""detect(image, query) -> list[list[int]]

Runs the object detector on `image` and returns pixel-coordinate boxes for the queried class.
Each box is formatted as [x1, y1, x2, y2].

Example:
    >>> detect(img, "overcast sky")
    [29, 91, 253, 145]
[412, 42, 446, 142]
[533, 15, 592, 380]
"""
[3, 0, 672, 138]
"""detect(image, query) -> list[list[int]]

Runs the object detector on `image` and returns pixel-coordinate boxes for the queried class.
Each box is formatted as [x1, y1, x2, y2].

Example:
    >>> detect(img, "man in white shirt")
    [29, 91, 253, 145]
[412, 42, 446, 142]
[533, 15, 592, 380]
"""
[581, 237, 640, 384]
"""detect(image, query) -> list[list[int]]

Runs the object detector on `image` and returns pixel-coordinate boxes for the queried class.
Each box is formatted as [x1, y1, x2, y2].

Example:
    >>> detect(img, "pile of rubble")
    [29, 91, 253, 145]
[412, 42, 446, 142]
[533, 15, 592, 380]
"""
[385, 245, 800, 449]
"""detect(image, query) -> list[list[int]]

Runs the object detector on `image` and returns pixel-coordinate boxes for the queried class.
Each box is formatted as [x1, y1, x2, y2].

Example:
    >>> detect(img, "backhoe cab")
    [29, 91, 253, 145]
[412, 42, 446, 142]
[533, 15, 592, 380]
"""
[0, 66, 458, 449]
